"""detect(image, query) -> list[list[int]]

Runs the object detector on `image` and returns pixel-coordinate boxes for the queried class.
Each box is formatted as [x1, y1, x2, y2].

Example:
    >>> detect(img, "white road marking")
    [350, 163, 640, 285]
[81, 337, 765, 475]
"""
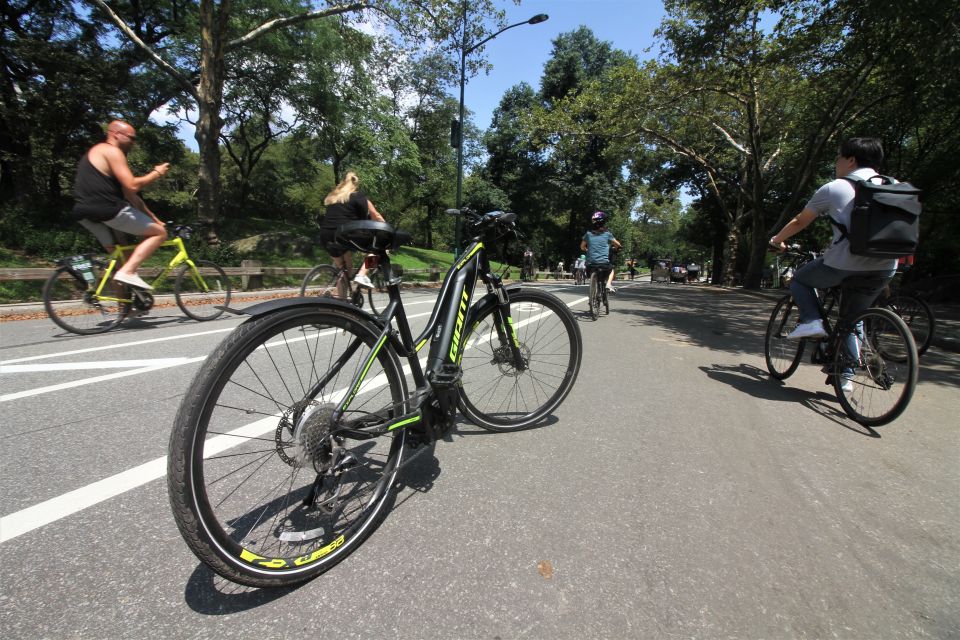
[0, 295, 585, 543]
[1, 358, 194, 373]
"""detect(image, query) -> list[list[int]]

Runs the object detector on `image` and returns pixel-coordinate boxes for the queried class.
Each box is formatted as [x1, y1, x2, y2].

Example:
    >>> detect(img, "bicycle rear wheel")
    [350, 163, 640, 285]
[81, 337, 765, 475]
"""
[884, 293, 934, 356]
[458, 288, 583, 431]
[588, 272, 599, 320]
[300, 265, 341, 298]
[43, 263, 130, 334]
[833, 307, 918, 426]
[167, 305, 408, 587]
[764, 295, 805, 380]
[175, 260, 231, 321]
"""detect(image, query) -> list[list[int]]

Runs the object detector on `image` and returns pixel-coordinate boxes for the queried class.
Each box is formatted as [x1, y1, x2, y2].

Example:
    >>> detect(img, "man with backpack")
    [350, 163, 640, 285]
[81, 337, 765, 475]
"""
[769, 137, 919, 341]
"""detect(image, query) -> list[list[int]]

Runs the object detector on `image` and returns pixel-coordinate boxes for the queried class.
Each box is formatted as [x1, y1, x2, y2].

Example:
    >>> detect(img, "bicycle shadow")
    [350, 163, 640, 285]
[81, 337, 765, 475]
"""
[700, 363, 879, 437]
[183, 564, 303, 614]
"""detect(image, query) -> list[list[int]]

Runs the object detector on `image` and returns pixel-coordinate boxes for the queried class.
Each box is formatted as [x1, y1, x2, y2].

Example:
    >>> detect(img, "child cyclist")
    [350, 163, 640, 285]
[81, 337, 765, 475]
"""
[580, 211, 621, 292]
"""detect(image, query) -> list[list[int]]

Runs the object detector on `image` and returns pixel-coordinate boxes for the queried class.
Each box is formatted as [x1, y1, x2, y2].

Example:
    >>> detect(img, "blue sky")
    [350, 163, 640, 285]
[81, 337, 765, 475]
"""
[464, 0, 666, 130]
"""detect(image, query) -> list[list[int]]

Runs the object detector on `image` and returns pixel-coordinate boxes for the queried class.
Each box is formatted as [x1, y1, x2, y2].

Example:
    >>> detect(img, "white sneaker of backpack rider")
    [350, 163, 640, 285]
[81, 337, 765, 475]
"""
[113, 271, 153, 290]
[786, 319, 827, 340]
[840, 376, 854, 393]
[353, 274, 373, 289]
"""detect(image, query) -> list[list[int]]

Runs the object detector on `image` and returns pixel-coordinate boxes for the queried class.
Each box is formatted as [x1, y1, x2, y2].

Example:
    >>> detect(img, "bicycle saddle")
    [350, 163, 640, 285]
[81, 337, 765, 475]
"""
[335, 220, 412, 252]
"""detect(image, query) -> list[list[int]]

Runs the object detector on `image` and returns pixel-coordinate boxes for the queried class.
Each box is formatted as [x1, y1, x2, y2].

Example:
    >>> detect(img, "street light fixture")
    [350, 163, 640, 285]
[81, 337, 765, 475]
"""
[453, 11, 549, 256]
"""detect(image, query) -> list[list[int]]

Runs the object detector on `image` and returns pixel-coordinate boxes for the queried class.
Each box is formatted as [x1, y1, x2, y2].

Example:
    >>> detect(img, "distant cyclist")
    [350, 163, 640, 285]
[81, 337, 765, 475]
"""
[71, 120, 170, 290]
[573, 254, 587, 284]
[320, 171, 385, 289]
[581, 211, 621, 293]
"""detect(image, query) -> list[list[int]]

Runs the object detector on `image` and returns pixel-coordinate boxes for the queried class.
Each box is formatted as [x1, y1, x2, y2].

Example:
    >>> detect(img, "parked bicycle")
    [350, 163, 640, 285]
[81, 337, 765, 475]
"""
[587, 266, 610, 320]
[300, 254, 386, 314]
[43, 224, 231, 335]
[167, 209, 583, 587]
[764, 248, 918, 426]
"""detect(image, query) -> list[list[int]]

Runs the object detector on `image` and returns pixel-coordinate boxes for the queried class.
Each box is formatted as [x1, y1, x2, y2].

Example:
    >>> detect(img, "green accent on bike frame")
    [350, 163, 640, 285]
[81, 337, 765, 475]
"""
[506, 317, 521, 348]
[416, 339, 428, 352]
[388, 414, 421, 431]
[455, 242, 483, 270]
[340, 334, 388, 411]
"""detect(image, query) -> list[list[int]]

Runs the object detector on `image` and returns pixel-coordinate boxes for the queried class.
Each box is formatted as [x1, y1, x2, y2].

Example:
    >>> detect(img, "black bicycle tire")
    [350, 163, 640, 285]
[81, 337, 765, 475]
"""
[588, 272, 599, 320]
[833, 306, 918, 426]
[603, 286, 609, 315]
[167, 305, 407, 587]
[175, 260, 231, 321]
[300, 264, 341, 297]
[366, 270, 385, 315]
[42, 264, 129, 335]
[764, 295, 805, 380]
[458, 288, 583, 432]
[884, 293, 935, 356]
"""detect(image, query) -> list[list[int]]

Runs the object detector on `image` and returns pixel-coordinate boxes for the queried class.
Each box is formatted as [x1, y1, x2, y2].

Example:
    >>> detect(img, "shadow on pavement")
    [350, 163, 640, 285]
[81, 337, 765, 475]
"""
[700, 362, 880, 438]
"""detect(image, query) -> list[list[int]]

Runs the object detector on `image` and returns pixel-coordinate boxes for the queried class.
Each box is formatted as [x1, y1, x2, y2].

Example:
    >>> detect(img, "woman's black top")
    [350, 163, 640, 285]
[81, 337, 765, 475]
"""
[71, 153, 125, 221]
[321, 192, 369, 230]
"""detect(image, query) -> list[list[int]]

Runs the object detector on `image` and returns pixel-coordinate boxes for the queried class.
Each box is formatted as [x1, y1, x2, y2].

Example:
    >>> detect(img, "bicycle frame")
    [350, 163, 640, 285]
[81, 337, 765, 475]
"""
[326, 237, 524, 434]
[91, 236, 207, 302]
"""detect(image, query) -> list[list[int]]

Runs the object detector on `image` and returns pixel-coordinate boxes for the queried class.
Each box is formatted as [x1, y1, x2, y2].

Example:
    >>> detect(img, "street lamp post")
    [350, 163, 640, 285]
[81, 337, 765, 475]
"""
[453, 10, 549, 257]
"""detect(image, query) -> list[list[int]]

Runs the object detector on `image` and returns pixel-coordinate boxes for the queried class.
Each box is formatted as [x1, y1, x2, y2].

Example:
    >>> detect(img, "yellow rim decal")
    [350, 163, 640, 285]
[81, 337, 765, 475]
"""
[239, 535, 346, 569]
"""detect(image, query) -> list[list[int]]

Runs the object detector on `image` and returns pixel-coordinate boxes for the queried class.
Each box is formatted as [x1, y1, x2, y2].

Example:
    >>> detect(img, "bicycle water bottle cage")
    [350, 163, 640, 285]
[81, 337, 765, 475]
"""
[335, 220, 412, 253]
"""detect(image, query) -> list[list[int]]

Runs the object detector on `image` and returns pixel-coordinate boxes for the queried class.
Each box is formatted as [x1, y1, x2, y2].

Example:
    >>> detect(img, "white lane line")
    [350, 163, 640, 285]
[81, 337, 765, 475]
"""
[0, 359, 207, 402]
[0, 295, 585, 542]
[0, 311, 437, 403]
[1, 358, 194, 373]
[0, 299, 440, 367]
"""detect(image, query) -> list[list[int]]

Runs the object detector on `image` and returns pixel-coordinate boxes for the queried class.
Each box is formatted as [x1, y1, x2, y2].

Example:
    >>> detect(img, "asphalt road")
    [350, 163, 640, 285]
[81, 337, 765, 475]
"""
[1, 280, 957, 639]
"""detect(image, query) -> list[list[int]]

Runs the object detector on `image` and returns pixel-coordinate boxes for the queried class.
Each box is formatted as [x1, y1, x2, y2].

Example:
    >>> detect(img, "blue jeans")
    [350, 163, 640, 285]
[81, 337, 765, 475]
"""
[790, 257, 894, 372]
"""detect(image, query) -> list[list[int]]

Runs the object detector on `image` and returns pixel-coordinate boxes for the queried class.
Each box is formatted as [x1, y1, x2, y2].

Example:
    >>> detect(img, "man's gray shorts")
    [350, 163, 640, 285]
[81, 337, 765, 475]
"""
[79, 205, 156, 248]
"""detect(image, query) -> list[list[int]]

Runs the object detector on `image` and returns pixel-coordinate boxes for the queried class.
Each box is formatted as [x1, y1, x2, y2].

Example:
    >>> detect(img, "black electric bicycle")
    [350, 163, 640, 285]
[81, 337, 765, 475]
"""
[167, 209, 583, 587]
[764, 250, 918, 426]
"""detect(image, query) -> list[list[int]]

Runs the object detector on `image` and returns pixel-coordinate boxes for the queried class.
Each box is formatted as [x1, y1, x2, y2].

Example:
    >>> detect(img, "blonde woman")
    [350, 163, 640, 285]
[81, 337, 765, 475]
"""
[319, 171, 385, 289]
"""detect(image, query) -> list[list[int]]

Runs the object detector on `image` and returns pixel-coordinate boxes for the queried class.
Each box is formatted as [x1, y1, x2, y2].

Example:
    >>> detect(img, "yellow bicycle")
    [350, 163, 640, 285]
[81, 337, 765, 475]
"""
[43, 225, 231, 334]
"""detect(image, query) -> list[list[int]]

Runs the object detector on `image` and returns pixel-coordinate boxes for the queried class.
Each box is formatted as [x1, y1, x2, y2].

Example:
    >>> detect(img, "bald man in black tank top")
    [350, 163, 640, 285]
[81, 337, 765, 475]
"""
[71, 120, 170, 290]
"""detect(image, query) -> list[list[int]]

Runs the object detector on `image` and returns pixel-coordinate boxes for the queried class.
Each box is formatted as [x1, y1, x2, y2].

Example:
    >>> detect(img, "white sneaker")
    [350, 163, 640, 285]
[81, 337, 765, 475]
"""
[353, 274, 373, 289]
[786, 319, 826, 340]
[840, 374, 854, 393]
[113, 272, 153, 290]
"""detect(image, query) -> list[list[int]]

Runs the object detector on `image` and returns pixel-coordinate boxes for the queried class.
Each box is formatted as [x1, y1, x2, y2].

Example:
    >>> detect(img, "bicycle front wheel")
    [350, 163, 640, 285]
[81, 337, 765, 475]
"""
[458, 288, 583, 432]
[167, 305, 408, 587]
[300, 264, 342, 298]
[764, 295, 805, 380]
[884, 293, 934, 356]
[588, 272, 599, 320]
[43, 264, 130, 335]
[833, 307, 918, 426]
[175, 260, 231, 321]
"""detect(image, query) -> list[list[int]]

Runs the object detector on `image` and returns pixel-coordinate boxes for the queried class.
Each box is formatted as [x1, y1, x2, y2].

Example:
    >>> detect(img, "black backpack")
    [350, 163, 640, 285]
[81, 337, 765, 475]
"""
[831, 175, 922, 259]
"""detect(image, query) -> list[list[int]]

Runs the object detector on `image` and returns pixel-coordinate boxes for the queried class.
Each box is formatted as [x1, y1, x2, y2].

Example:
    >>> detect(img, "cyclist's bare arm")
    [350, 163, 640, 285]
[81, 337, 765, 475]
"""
[611, 238, 622, 250]
[368, 200, 385, 222]
[771, 208, 817, 249]
[97, 144, 169, 193]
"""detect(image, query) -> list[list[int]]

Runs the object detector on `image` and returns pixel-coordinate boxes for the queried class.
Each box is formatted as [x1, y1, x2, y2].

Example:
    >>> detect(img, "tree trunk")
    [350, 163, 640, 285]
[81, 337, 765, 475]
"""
[722, 227, 740, 286]
[743, 202, 768, 289]
[195, 0, 230, 246]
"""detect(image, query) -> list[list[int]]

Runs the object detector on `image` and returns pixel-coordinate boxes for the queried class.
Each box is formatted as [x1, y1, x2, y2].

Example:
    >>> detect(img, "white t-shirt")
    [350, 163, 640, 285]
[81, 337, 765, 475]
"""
[804, 167, 899, 272]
